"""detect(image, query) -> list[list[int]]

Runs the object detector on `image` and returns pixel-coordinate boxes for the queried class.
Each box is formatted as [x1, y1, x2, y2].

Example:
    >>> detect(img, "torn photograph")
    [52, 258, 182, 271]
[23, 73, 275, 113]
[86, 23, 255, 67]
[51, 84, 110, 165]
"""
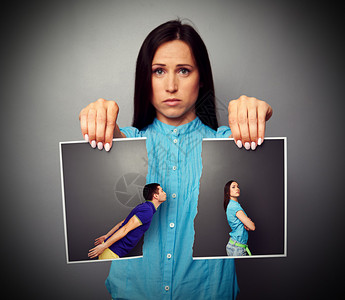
[59, 138, 150, 263]
[193, 138, 287, 259]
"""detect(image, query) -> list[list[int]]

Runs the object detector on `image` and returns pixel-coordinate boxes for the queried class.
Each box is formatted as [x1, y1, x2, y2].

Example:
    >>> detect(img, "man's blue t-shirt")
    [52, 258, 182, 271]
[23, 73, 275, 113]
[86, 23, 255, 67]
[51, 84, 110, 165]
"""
[226, 200, 248, 245]
[105, 201, 156, 257]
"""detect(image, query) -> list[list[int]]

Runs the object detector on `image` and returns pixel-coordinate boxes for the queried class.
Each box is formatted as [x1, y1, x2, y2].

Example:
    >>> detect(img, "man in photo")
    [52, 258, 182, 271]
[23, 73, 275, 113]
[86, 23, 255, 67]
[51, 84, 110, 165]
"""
[88, 183, 166, 259]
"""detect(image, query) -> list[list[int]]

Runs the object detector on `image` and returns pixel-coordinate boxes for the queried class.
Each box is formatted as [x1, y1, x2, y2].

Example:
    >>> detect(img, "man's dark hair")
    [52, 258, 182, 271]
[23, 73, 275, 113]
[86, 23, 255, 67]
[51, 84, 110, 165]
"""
[143, 183, 160, 200]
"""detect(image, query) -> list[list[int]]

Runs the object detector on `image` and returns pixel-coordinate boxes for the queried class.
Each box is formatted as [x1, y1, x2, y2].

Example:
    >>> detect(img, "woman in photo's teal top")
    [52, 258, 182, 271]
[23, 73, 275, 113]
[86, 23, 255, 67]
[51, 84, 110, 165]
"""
[79, 19, 272, 299]
[224, 180, 256, 256]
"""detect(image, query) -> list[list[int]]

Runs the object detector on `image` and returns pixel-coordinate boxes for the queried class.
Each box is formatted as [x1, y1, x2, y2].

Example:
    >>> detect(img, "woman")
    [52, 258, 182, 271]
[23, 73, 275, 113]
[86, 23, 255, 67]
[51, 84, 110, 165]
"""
[79, 20, 272, 299]
[224, 180, 255, 256]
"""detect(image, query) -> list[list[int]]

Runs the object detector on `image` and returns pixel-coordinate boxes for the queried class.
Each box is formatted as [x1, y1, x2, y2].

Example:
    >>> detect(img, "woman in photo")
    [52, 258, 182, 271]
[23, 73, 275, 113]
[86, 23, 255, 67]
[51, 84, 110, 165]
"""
[224, 180, 256, 256]
[79, 19, 272, 299]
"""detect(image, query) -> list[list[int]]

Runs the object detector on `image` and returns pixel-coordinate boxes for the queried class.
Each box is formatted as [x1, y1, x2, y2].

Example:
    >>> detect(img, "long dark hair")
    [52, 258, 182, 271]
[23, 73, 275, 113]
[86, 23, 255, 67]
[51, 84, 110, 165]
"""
[132, 19, 218, 130]
[224, 180, 235, 211]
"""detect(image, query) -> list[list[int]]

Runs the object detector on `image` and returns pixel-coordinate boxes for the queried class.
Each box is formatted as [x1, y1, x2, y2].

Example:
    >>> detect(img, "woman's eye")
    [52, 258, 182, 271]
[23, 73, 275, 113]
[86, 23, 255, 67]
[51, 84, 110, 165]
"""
[179, 68, 190, 75]
[153, 68, 165, 76]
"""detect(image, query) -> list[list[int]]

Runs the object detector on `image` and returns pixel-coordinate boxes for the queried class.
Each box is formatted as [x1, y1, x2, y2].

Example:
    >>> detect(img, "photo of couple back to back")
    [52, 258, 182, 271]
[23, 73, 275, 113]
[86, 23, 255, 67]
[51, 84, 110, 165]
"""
[79, 19, 273, 299]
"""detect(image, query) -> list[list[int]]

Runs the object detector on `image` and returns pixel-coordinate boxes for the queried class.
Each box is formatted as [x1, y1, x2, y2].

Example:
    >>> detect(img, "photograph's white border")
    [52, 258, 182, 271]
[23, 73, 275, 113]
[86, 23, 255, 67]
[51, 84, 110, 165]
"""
[59, 137, 147, 264]
[193, 137, 287, 260]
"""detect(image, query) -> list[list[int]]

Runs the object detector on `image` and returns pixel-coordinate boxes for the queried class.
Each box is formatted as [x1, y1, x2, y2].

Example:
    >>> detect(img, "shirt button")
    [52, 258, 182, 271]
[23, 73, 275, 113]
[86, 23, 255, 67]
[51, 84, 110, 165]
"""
[172, 166, 177, 170]
[165, 286, 170, 291]
[170, 222, 175, 228]
[173, 129, 178, 134]
[172, 193, 176, 198]
[167, 253, 172, 259]
[173, 139, 178, 143]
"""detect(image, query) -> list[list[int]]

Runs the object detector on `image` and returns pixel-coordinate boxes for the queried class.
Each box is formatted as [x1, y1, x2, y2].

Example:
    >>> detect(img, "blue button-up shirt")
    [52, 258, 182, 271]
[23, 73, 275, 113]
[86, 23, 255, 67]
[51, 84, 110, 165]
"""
[105, 117, 239, 299]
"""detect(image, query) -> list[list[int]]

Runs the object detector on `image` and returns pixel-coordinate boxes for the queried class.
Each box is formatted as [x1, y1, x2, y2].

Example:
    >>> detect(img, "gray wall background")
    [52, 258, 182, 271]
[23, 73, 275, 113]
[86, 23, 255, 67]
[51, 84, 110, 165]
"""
[2, 0, 344, 299]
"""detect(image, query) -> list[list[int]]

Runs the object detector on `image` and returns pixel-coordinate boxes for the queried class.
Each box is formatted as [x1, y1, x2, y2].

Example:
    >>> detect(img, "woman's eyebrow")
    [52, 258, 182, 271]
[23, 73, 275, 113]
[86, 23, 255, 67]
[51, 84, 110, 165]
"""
[152, 63, 194, 67]
[176, 64, 194, 67]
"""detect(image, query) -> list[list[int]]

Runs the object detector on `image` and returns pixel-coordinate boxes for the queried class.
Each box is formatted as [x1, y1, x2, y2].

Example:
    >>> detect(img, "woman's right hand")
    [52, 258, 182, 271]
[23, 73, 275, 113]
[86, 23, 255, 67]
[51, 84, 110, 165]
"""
[79, 98, 125, 151]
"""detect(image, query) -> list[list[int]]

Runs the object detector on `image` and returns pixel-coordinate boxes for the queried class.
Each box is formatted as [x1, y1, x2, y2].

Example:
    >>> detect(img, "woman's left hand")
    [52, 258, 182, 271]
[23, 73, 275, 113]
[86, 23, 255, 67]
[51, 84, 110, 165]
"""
[228, 95, 273, 150]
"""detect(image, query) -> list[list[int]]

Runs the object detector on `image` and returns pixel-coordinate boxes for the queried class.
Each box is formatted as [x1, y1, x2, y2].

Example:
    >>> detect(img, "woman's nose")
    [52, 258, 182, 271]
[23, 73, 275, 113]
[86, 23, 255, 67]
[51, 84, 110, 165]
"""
[166, 74, 178, 93]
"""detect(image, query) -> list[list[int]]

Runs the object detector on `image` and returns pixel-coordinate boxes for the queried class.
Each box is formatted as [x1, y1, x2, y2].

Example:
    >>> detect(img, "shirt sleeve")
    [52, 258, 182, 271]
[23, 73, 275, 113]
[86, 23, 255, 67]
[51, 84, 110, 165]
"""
[216, 126, 232, 138]
[227, 202, 244, 220]
[119, 126, 142, 138]
[235, 203, 247, 216]
[135, 207, 153, 225]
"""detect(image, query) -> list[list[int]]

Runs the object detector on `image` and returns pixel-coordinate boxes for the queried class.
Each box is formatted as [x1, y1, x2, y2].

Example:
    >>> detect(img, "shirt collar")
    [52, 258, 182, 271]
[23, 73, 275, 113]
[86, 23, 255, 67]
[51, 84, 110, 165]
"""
[146, 200, 157, 211]
[151, 117, 202, 135]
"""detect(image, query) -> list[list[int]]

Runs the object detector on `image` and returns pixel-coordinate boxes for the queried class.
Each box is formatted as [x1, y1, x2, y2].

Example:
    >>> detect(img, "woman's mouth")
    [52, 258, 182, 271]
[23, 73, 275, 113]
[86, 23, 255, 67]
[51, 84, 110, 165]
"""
[163, 98, 182, 106]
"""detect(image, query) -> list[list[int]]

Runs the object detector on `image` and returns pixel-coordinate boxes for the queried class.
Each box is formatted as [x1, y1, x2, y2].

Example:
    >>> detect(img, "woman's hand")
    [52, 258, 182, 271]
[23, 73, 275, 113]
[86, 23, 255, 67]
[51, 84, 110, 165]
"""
[79, 98, 125, 151]
[228, 95, 273, 150]
[88, 243, 107, 259]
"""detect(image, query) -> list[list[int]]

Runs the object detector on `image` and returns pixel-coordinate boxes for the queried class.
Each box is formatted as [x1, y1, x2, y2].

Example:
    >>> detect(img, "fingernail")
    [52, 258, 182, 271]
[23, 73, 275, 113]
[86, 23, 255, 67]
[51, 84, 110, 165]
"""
[258, 138, 263, 146]
[97, 142, 103, 150]
[104, 143, 110, 152]
[244, 142, 250, 150]
[251, 142, 257, 151]
[84, 134, 89, 142]
[91, 140, 96, 148]
[236, 140, 243, 148]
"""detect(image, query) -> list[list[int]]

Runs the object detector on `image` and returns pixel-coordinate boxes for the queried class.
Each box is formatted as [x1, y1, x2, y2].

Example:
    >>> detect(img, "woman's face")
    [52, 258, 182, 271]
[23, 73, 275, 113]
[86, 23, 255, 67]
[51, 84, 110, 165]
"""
[151, 40, 200, 126]
[230, 182, 240, 198]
